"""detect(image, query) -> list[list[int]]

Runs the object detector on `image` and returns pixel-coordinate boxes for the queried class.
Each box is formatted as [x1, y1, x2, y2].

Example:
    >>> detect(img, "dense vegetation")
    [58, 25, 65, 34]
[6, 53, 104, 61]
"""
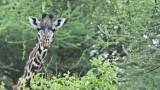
[0, 0, 160, 90]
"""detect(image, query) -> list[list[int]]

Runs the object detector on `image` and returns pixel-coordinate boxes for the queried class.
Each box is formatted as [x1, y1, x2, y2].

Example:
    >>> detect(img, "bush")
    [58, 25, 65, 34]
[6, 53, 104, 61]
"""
[0, 82, 6, 90]
[15, 56, 118, 90]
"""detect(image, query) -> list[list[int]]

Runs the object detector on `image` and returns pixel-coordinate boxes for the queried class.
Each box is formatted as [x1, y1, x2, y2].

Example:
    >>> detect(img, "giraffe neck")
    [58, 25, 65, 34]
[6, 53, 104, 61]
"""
[15, 42, 48, 89]
[26, 42, 48, 75]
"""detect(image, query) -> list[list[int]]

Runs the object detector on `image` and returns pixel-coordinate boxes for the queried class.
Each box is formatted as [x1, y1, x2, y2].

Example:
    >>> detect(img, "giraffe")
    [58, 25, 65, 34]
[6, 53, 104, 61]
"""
[13, 12, 66, 90]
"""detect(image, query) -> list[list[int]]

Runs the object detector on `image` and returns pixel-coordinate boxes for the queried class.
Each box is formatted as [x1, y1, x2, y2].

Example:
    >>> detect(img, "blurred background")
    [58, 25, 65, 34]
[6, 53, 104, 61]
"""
[0, 0, 160, 90]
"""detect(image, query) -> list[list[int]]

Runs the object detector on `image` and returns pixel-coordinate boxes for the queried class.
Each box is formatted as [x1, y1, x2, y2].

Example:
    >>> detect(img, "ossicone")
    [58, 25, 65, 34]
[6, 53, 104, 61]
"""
[49, 12, 54, 19]
[42, 12, 47, 19]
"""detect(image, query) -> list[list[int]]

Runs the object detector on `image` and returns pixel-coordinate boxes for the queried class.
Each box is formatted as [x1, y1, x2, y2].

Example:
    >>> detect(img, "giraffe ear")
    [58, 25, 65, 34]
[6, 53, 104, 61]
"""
[29, 16, 40, 28]
[52, 18, 66, 30]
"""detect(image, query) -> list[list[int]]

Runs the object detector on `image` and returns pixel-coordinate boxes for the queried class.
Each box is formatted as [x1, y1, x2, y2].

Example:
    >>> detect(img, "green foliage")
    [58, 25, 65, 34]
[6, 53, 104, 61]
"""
[16, 56, 118, 90]
[0, 0, 160, 90]
[0, 0, 95, 88]
[0, 82, 6, 90]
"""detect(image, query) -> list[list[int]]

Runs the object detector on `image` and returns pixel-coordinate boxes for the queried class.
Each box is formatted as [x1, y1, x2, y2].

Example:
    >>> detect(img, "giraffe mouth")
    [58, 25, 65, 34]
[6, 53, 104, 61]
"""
[43, 40, 50, 49]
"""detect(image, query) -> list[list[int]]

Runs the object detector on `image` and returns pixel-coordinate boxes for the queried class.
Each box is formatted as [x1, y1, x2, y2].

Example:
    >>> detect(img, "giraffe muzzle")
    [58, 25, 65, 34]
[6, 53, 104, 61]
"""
[43, 40, 50, 48]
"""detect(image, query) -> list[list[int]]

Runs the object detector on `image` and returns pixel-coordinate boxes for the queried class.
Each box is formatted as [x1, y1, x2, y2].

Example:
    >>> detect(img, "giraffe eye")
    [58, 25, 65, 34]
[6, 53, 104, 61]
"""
[37, 28, 40, 31]
[52, 29, 56, 32]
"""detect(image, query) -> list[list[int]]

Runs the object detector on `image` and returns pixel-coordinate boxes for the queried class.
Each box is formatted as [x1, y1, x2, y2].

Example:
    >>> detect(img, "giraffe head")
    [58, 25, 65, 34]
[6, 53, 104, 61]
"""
[29, 12, 66, 49]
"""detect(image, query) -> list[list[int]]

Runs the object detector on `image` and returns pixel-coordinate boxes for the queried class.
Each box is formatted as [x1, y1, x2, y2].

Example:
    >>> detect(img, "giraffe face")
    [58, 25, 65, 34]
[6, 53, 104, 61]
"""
[38, 18, 54, 49]
[29, 12, 66, 49]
